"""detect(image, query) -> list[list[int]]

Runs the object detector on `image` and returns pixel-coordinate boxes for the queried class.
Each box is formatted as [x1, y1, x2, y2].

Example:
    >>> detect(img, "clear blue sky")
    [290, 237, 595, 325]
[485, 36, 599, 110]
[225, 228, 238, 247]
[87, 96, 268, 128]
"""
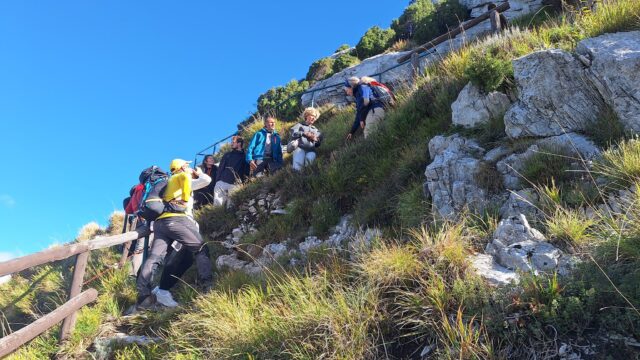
[0, 1, 408, 257]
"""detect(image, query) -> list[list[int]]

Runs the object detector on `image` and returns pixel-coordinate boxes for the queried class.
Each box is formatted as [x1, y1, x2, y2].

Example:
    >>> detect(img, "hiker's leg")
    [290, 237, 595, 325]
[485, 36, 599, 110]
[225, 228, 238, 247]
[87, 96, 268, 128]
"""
[267, 159, 282, 174]
[254, 160, 267, 177]
[213, 181, 226, 207]
[159, 249, 194, 291]
[363, 108, 385, 138]
[292, 148, 305, 171]
[305, 151, 316, 166]
[170, 217, 214, 286]
[136, 223, 170, 302]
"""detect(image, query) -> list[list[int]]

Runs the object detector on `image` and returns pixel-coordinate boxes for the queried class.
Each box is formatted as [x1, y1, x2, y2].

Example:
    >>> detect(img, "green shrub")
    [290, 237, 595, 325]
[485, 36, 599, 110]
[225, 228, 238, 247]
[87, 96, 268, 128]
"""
[332, 52, 360, 73]
[310, 197, 340, 236]
[584, 105, 627, 148]
[306, 57, 335, 82]
[520, 145, 573, 186]
[392, 0, 436, 41]
[463, 49, 513, 92]
[595, 137, 640, 187]
[395, 181, 429, 229]
[257, 79, 310, 122]
[355, 26, 396, 59]
[334, 44, 351, 53]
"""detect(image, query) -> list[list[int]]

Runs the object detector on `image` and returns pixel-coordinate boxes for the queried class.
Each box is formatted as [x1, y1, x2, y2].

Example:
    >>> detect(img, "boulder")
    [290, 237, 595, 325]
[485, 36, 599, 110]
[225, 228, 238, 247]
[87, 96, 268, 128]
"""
[451, 82, 511, 128]
[577, 31, 640, 132]
[486, 214, 567, 273]
[424, 135, 488, 219]
[470, 253, 519, 286]
[299, 236, 323, 255]
[504, 49, 604, 138]
[216, 253, 249, 272]
[499, 188, 539, 218]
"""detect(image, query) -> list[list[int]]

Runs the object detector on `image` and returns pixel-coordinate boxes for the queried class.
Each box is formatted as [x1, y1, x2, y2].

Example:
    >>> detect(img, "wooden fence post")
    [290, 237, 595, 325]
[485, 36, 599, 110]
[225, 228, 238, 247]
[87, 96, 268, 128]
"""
[490, 10, 502, 33]
[59, 251, 90, 341]
[411, 52, 420, 82]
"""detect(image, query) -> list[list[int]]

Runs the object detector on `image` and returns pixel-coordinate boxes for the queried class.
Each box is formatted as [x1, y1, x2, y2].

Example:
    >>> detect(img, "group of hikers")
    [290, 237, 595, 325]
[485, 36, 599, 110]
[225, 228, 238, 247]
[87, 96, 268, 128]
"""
[122, 75, 393, 309]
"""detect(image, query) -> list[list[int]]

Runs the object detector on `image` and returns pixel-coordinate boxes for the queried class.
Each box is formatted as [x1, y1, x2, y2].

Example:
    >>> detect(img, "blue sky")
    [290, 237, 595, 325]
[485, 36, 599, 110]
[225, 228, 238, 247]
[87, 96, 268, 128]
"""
[0, 1, 408, 256]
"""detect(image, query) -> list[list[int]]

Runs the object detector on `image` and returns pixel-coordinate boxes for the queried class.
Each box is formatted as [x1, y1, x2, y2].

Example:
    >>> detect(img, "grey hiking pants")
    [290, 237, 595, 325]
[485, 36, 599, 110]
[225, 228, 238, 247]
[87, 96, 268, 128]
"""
[136, 216, 213, 302]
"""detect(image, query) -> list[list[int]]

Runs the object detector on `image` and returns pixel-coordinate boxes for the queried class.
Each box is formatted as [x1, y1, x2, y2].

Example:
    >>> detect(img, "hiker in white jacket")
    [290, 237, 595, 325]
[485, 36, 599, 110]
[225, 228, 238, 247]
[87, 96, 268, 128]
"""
[289, 107, 323, 171]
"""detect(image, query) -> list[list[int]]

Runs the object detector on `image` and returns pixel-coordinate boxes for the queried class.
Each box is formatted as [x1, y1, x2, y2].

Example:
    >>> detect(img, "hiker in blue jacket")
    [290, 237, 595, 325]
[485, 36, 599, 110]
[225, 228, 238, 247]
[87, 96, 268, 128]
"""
[246, 116, 283, 176]
[344, 76, 385, 140]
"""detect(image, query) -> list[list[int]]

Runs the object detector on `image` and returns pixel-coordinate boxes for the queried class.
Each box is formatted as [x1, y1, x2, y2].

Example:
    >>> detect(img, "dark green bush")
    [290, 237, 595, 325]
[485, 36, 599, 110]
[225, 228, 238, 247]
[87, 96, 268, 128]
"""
[463, 49, 513, 92]
[520, 145, 573, 186]
[392, 0, 436, 41]
[332, 53, 361, 73]
[257, 79, 310, 122]
[355, 26, 396, 60]
[306, 57, 335, 82]
[335, 44, 351, 53]
[310, 198, 340, 236]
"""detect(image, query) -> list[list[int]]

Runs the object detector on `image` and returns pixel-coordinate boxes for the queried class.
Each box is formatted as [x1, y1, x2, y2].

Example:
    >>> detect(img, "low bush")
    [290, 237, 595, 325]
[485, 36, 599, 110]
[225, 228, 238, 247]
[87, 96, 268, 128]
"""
[332, 52, 360, 73]
[463, 48, 513, 93]
[306, 57, 335, 82]
[355, 26, 396, 60]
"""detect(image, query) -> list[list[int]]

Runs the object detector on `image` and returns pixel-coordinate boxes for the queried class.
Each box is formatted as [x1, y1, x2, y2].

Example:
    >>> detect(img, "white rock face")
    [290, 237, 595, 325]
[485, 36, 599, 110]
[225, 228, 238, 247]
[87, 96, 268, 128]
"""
[504, 49, 604, 138]
[470, 253, 519, 286]
[486, 214, 567, 273]
[424, 135, 488, 219]
[452, 82, 511, 128]
[577, 31, 640, 132]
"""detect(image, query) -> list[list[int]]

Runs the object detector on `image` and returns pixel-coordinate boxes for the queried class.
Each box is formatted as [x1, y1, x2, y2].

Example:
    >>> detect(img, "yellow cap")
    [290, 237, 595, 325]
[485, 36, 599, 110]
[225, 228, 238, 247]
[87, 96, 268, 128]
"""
[169, 159, 192, 173]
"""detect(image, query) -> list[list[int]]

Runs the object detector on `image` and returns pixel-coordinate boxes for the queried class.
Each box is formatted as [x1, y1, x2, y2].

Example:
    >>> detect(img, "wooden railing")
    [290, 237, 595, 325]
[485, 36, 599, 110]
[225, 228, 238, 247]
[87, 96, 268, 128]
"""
[0, 226, 151, 358]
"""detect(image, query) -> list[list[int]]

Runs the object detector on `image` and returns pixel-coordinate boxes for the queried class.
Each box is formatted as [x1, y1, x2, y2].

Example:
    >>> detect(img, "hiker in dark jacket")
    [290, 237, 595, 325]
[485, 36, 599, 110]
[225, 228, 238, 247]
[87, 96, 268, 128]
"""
[214, 136, 249, 207]
[194, 155, 217, 209]
[246, 116, 283, 176]
[289, 107, 323, 171]
[344, 76, 385, 140]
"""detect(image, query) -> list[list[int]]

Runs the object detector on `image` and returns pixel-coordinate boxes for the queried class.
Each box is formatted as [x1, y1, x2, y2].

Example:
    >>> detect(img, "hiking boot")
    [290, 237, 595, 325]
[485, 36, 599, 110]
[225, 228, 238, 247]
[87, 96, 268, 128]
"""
[154, 288, 179, 308]
[137, 294, 157, 310]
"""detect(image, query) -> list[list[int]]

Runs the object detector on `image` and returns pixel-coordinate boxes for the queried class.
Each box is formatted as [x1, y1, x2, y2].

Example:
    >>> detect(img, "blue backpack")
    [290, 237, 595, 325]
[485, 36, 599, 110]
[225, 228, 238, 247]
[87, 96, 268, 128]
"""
[137, 166, 169, 221]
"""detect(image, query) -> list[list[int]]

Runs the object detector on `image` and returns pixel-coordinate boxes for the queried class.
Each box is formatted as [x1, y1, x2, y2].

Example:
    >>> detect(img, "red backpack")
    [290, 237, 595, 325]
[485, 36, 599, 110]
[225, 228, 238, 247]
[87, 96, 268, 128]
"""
[368, 81, 396, 109]
[125, 184, 145, 214]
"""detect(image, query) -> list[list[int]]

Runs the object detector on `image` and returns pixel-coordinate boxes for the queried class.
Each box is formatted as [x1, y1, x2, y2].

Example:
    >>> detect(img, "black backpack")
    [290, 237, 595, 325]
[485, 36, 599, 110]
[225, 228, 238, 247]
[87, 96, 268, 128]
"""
[137, 166, 169, 221]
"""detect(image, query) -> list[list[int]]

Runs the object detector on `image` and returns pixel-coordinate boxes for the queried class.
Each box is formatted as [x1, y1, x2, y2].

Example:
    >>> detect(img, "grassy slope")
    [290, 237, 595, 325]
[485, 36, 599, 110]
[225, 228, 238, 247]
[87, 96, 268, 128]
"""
[3, 1, 640, 358]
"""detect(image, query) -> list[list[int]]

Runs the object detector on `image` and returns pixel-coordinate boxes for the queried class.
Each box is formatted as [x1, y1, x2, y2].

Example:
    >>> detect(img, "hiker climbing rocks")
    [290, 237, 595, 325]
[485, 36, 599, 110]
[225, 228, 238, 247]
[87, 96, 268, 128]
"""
[289, 107, 323, 171]
[135, 159, 213, 309]
[194, 155, 217, 209]
[214, 136, 249, 207]
[344, 76, 386, 140]
[246, 116, 283, 176]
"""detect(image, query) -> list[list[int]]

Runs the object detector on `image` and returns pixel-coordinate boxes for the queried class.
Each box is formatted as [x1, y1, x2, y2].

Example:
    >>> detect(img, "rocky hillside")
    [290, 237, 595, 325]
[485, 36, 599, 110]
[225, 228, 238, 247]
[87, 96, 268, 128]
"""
[2, 0, 640, 359]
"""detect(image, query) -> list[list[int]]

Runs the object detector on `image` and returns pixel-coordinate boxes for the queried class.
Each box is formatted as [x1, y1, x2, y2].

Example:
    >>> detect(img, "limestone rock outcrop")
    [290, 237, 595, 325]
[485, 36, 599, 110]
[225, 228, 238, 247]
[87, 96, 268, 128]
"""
[424, 135, 488, 219]
[451, 82, 511, 128]
[577, 31, 640, 132]
[504, 49, 603, 138]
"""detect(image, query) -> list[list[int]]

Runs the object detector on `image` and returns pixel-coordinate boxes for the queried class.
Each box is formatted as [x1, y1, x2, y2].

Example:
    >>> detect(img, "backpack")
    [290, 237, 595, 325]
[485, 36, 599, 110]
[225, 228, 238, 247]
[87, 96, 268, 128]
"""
[369, 81, 396, 109]
[136, 166, 170, 221]
[125, 184, 145, 214]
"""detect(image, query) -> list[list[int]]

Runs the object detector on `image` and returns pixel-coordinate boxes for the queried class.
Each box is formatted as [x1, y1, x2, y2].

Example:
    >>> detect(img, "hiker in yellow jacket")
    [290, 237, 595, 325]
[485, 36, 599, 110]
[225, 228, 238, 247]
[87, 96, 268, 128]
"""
[136, 159, 213, 308]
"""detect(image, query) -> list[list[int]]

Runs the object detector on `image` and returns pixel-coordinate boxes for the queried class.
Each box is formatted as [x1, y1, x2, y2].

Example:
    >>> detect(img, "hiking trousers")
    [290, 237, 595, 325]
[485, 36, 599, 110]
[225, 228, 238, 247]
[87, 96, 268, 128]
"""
[292, 148, 316, 171]
[136, 216, 213, 301]
[213, 180, 238, 207]
[364, 108, 385, 138]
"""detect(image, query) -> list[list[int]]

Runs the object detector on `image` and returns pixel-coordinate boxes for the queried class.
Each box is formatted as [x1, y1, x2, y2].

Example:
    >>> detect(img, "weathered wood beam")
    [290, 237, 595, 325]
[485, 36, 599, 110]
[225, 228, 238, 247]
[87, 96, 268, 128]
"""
[0, 227, 150, 278]
[59, 251, 90, 341]
[0, 289, 98, 358]
[397, 2, 510, 63]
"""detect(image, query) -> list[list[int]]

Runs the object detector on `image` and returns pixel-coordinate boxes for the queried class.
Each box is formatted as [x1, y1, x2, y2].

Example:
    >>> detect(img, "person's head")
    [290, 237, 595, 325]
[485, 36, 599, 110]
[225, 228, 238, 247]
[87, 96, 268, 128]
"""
[264, 116, 276, 132]
[169, 158, 192, 174]
[360, 76, 375, 84]
[343, 76, 360, 97]
[302, 107, 320, 125]
[203, 155, 215, 167]
[231, 136, 244, 150]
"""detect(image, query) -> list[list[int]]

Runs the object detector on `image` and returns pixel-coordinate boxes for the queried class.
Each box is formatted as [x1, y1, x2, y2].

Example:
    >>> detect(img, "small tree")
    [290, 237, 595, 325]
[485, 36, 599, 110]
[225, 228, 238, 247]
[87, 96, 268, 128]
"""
[355, 26, 396, 60]
[257, 79, 310, 122]
[332, 53, 361, 73]
[306, 57, 335, 82]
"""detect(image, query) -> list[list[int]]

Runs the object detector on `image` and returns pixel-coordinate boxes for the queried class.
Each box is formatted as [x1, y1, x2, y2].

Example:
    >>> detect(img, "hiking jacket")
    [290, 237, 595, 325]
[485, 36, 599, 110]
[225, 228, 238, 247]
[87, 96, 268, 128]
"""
[350, 84, 384, 135]
[289, 122, 323, 151]
[246, 128, 283, 164]
[217, 149, 249, 184]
